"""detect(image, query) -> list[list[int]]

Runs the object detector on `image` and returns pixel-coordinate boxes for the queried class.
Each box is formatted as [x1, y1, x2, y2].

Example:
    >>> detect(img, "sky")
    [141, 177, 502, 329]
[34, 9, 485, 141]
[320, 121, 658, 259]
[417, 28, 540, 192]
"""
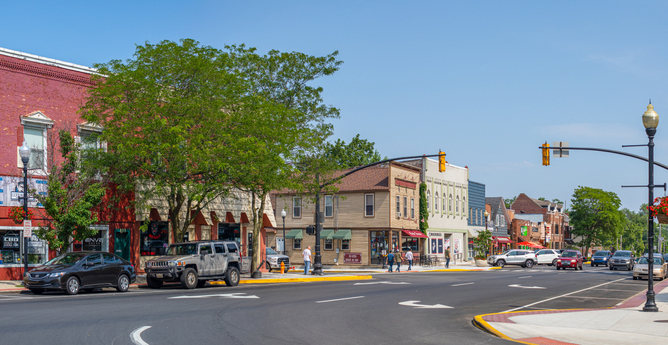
[2, 0, 668, 211]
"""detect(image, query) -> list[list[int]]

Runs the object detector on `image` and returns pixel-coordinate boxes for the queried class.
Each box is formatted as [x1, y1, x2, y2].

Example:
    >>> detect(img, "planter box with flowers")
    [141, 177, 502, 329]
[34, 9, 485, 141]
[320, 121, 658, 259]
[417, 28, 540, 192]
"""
[8, 206, 34, 224]
[649, 197, 668, 224]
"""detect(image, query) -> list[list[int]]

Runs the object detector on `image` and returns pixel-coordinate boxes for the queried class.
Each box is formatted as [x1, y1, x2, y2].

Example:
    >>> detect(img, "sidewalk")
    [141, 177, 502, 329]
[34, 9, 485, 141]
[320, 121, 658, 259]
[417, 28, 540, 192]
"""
[474, 278, 668, 345]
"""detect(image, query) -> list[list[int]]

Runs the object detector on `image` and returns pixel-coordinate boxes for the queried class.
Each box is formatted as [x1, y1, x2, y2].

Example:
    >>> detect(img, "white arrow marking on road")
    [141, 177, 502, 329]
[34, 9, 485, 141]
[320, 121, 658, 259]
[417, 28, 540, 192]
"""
[316, 296, 365, 303]
[353, 281, 411, 285]
[451, 282, 474, 287]
[508, 284, 546, 289]
[130, 326, 151, 345]
[168, 293, 259, 299]
[398, 300, 453, 309]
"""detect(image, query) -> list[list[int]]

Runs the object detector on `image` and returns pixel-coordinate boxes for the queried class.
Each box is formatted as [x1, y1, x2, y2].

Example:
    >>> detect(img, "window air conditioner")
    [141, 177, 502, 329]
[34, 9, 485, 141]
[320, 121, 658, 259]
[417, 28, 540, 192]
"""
[397, 212, 402, 218]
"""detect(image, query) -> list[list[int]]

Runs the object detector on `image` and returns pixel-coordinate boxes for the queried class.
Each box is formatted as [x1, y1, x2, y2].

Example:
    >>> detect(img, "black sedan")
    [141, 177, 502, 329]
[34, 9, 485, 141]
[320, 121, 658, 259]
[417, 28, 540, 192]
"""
[24, 251, 136, 295]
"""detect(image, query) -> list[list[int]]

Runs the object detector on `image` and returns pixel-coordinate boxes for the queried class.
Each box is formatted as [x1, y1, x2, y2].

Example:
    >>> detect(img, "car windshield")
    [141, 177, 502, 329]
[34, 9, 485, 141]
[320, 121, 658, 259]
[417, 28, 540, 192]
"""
[593, 251, 609, 256]
[614, 252, 632, 257]
[167, 244, 197, 255]
[44, 253, 87, 266]
[561, 251, 578, 258]
[637, 257, 663, 265]
[266, 248, 278, 255]
[499, 250, 511, 256]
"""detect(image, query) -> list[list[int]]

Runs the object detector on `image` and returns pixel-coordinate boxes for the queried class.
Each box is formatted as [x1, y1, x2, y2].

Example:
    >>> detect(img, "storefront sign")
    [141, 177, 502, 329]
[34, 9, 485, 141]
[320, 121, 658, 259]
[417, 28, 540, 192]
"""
[521, 226, 528, 236]
[3, 236, 19, 249]
[343, 252, 362, 264]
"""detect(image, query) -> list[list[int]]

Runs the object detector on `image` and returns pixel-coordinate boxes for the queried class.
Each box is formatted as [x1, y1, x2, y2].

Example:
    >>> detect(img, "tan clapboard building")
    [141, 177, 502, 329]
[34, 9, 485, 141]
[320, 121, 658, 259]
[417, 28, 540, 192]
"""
[270, 161, 424, 268]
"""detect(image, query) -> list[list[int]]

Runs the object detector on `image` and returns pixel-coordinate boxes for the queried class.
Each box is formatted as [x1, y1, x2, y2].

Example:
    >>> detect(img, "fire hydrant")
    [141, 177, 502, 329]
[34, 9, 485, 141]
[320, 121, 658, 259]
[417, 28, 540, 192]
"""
[280, 261, 285, 274]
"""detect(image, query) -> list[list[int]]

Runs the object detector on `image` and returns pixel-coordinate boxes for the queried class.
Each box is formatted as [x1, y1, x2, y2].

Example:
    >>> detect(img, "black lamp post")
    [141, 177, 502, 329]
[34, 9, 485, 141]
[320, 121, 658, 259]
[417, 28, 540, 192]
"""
[642, 101, 659, 312]
[281, 209, 287, 255]
[18, 141, 31, 277]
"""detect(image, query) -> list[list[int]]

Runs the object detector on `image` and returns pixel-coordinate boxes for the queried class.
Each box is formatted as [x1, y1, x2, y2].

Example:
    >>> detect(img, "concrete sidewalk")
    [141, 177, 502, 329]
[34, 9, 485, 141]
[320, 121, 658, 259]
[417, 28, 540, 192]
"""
[474, 278, 668, 345]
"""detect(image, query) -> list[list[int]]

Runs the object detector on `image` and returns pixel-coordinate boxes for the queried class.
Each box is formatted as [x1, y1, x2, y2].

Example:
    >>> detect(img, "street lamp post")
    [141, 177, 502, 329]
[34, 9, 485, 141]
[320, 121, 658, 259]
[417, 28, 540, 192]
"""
[643, 101, 659, 312]
[18, 141, 31, 278]
[281, 209, 287, 255]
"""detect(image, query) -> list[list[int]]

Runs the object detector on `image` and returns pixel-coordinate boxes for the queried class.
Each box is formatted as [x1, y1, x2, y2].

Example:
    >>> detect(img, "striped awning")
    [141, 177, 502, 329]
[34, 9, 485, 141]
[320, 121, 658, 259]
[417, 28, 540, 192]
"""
[285, 229, 303, 239]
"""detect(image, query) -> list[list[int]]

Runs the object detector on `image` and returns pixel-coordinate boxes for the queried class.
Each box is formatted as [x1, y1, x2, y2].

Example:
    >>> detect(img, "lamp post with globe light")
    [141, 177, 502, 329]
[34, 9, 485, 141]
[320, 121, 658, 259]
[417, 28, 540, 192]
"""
[18, 141, 31, 277]
[642, 101, 659, 312]
[281, 209, 287, 255]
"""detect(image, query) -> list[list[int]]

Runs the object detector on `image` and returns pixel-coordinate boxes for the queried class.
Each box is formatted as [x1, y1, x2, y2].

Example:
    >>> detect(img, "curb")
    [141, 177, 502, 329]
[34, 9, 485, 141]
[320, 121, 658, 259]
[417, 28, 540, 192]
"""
[472, 312, 535, 345]
[210, 275, 374, 285]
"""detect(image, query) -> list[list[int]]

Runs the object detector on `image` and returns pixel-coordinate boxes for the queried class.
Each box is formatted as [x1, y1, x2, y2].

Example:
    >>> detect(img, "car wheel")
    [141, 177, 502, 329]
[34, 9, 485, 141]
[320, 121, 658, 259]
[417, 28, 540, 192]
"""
[181, 268, 198, 289]
[66, 276, 80, 295]
[146, 276, 163, 289]
[224, 266, 240, 287]
[196, 280, 207, 288]
[633, 276, 637, 280]
[266, 263, 272, 272]
[116, 274, 130, 292]
[525, 260, 534, 268]
[496, 260, 505, 268]
[29, 288, 44, 295]
[552, 259, 558, 266]
[609, 266, 613, 270]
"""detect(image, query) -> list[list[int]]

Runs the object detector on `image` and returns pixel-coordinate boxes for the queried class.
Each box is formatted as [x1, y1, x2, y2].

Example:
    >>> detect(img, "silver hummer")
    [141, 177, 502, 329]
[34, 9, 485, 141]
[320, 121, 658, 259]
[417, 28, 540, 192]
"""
[144, 241, 242, 289]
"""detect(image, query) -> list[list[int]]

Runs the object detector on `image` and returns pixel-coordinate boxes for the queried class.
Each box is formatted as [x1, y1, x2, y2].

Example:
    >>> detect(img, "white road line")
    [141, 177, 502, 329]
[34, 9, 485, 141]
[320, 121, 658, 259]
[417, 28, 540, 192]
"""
[561, 296, 624, 300]
[518, 276, 532, 279]
[316, 296, 365, 303]
[130, 326, 151, 345]
[451, 282, 474, 287]
[502, 277, 627, 313]
[168, 293, 258, 299]
[353, 281, 411, 285]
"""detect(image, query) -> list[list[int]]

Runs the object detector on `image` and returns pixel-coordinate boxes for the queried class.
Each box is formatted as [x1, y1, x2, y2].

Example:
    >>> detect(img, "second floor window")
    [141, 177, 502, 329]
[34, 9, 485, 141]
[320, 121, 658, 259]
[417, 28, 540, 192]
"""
[411, 198, 415, 218]
[456, 196, 460, 213]
[325, 195, 333, 217]
[427, 191, 431, 210]
[365, 193, 374, 217]
[24, 126, 46, 171]
[293, 197, 301, 218]
[434, 192, 439, 213]
[403, 196, 408, 218]
[449, 194, 453, 212]
[396, 195, 401, 214]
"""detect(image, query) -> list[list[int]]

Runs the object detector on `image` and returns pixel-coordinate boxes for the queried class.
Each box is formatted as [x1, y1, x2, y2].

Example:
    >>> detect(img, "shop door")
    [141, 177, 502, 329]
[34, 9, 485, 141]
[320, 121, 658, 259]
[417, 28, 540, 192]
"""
[370, 231, 388, 265]
[114, 229, 130, 261]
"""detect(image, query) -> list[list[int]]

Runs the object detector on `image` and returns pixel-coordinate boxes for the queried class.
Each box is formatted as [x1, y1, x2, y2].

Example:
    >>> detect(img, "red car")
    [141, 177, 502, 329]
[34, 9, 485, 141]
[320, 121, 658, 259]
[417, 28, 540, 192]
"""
[556, 250, 584, 270]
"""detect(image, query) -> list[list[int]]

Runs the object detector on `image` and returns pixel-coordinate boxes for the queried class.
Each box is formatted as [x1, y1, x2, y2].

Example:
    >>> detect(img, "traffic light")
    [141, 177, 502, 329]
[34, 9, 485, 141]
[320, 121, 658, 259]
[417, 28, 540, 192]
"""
[438, 150, 446, 172]
[542, 142, 550, 166]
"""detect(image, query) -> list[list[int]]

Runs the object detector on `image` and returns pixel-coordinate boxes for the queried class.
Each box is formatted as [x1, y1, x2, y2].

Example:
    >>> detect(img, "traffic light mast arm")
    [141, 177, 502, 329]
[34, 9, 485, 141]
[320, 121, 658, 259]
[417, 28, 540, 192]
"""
[538, 146, 668, 171]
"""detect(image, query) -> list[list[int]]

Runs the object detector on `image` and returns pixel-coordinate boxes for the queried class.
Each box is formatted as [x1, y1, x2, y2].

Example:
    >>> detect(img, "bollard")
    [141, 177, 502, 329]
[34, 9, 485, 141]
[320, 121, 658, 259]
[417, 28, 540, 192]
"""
[280, 261, 285, 274]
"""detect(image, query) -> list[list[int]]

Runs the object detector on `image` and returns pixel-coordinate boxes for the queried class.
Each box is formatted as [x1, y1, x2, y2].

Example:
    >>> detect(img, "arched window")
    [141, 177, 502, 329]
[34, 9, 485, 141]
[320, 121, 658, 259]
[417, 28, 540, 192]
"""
[463, 197, 466, 216]
[456, 196, 460, 213]
[443, 195, 446, 212]
[434, 192, 439, 212]
[427, 190, 431, 210]
[449, 194, 453, 212]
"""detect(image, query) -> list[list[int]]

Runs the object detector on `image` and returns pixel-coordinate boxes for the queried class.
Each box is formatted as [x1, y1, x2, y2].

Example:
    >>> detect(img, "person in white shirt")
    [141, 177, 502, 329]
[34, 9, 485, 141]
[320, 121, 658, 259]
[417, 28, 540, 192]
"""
[302, 246, 312, 275]
[405, 249, 414, 271]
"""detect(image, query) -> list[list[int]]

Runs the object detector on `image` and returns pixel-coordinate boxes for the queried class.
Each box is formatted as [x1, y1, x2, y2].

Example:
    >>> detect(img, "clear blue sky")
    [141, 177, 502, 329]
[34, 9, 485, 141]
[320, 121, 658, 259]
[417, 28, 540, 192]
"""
[3, 1, 668, 211]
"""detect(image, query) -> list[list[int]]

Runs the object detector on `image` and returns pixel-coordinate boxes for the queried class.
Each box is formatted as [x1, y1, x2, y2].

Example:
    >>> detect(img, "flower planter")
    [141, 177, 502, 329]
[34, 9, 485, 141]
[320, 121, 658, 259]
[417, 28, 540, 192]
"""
[475, 259, 488, 267]
[658, 214, 668, 224]
[650, 197, 668, 224]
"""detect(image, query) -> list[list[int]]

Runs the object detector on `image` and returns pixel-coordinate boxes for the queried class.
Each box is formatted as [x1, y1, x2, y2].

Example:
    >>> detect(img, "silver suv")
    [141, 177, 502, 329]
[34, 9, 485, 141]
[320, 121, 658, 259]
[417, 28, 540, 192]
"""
[487, 249, 537, 268]
[145, 241, 241, 289]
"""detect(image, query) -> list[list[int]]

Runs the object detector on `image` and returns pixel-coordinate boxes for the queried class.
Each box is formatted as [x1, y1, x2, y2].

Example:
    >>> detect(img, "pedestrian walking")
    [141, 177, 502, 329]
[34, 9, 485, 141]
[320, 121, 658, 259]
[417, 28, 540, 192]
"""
[302, 246, 312, 275]
[405, 249, 414, 271]
[445, 246, 450, 268]
[395, 251, 401, 272]
[387, 252, 395, 272]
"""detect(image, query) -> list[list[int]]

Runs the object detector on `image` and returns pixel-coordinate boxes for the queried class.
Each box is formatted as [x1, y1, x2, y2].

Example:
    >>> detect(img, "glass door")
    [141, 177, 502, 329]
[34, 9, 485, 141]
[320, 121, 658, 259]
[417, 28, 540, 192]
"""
[370, 231, 388, 264]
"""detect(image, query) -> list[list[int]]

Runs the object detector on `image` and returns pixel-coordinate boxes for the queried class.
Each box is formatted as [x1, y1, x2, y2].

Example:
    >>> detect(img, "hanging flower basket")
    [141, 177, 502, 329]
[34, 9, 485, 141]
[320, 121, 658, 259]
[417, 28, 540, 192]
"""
[8, 206, 34, 224]
[649, 197, 668, 224]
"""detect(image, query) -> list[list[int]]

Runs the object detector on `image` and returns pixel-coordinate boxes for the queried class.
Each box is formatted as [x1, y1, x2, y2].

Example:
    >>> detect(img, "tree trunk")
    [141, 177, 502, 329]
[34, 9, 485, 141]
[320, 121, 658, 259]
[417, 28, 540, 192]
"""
[250, 190, 267, 278]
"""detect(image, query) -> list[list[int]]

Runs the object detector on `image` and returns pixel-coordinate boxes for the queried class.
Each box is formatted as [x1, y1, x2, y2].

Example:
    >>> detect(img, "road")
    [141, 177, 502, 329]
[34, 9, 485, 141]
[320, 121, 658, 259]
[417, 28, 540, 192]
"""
[0, 265, 650, 345]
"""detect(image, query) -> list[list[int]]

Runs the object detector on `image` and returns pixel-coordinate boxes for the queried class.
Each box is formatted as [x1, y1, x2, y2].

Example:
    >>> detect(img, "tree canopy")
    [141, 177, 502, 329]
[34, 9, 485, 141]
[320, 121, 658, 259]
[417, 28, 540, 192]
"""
[324, 134, 385, 169]
[569, 186, 624, 256]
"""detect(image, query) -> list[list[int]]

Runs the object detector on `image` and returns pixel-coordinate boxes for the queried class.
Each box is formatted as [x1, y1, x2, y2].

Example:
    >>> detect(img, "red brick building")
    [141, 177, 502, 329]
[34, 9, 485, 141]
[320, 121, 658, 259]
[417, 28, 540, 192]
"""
[511, 193, 570, 249]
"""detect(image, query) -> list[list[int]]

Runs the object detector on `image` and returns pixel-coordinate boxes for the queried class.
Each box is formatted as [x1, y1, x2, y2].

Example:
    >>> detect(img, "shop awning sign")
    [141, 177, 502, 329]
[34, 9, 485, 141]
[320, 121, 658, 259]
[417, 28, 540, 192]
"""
[401, 230, 428, 238]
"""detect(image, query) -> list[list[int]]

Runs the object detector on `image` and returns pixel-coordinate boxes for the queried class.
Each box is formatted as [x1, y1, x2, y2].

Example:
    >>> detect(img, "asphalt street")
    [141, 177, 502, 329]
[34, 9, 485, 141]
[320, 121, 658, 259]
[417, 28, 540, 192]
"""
[0, 264, 650, 345]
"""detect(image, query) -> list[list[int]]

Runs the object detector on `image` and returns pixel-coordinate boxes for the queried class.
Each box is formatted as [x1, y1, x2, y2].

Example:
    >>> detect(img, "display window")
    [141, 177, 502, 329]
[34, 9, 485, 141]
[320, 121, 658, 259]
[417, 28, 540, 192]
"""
[140, 221, 169, 256]
[1, 230, 48, 265]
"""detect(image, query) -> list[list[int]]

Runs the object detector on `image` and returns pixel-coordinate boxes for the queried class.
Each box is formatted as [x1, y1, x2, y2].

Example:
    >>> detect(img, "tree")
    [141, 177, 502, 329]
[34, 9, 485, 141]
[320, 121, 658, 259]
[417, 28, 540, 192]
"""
[569, 186, 625, 257]
[223, 45, 343, 276]
[419, 183, 429, 233]
[504, 196, 516, 209]
[82, 39, 255, 243]
[552, 198, 563, 204]
[33, 130, 106, 254]
[324, 134, 385, 169]
[473, 229, 492, 259]
[620, 207, 647, 256]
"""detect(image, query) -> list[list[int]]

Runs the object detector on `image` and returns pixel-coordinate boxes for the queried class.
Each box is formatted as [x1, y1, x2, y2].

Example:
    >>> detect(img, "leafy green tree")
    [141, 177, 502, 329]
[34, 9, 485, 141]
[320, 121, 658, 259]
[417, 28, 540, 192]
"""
[552, 198, 563, 205]
[33, 130, 106, 254]
[619, 207, 646, 256]
[419, 183, 429, 233]
[504, 196, 516, 209]
[324, 134, 385, 169]
[569, 186, 624, 256]
[82, 39, 255, 243]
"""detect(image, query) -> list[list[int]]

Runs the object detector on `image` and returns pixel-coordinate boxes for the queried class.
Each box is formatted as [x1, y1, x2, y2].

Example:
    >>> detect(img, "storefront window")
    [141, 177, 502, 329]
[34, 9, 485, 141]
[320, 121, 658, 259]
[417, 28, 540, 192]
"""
[370, 231, 388, 264]
[140, 221, 169, 256]
[402, 238, 419, 252]
[218, 223, 241, 245]
[1, 231, 47, 265]
[392, 231, 400, 252]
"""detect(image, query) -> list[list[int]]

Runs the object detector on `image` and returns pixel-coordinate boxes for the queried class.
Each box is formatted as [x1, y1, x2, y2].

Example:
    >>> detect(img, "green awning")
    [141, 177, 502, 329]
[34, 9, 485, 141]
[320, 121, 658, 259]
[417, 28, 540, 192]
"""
[320, 229, 335, 239]
[332, 229, 351, 240]
[285, 229, 303, 239]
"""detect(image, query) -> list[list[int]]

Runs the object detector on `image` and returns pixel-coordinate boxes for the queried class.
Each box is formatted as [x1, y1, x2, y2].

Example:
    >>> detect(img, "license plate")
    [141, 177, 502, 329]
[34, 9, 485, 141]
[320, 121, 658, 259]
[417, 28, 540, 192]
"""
[156, 274, 163, 278]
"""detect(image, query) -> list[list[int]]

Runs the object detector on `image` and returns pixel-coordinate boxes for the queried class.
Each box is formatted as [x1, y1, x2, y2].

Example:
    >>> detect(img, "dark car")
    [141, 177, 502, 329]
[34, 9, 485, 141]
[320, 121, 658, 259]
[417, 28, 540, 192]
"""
[23, 251, 136, 295]
[556, 250, 584, 270]
[609, 250, 635, 271]
[591, 250, 612, 267]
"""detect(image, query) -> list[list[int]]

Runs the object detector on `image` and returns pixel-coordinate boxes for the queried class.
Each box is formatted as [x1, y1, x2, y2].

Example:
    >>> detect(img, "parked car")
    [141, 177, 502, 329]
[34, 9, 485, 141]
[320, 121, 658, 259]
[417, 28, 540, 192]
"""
[144, 241, 241, 289]
[633, 256, 668, 280]
[609, 250, 635, 271]
[266, 247, 290, 273]
[487, 250, 537, 268]
[591, 250, 612, 267]
[535, 249, 561, 266]
[556, 250, 584, 270]
[23, 251, 136, 295]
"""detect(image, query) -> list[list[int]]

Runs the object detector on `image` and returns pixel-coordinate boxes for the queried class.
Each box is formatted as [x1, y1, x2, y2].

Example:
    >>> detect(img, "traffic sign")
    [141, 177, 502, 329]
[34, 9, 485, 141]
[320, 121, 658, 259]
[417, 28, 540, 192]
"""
[23, 220, 32, 238]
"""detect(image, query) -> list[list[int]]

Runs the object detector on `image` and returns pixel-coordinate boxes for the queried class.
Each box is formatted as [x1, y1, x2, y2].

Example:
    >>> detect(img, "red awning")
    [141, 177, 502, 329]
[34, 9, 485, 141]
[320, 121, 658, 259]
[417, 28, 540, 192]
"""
[402, 230, 428, 238]
[493, 236, 513, 244]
